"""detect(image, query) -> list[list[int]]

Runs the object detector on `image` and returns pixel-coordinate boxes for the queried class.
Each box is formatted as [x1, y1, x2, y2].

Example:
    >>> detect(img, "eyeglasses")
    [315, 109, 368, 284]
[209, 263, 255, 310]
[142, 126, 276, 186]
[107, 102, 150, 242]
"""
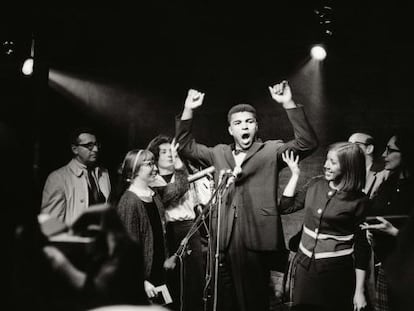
[384, 145, 401, 155]
[354, 141, 369, 146]
[142, 160, 156, 167]
[77, 142, 101, 151]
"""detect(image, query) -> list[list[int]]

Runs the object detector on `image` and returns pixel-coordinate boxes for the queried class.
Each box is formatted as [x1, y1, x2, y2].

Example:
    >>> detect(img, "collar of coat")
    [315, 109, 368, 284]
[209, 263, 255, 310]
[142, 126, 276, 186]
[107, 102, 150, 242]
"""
[68, 158, 101, 178]
[225, 142, 264, 168]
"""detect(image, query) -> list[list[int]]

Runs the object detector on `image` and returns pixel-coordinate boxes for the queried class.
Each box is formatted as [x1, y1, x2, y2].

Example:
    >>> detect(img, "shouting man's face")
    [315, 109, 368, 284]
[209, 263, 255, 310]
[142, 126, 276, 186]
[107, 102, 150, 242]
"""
[228, 111, 258, 151]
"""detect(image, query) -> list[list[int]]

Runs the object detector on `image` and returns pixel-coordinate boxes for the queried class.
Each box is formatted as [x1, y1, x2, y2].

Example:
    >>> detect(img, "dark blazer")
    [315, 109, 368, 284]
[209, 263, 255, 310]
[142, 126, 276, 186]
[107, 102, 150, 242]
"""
[281, 177, 370, 270]
[117, 191, 165, 279]
[176, 106, 318, 252]
[116, 167, 189, 279]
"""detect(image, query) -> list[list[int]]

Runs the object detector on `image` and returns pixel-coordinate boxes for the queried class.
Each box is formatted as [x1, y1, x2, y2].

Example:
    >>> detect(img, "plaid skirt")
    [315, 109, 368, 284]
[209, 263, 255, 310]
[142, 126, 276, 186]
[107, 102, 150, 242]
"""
[375, 265, 389, 311]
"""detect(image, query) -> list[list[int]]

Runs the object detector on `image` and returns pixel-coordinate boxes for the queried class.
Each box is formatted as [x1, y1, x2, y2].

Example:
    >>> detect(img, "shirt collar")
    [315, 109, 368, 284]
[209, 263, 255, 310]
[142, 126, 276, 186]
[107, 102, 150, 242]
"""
[128, 184, 155, 200]
[68, 158, 88, 177]
[69, 158, 99, 177]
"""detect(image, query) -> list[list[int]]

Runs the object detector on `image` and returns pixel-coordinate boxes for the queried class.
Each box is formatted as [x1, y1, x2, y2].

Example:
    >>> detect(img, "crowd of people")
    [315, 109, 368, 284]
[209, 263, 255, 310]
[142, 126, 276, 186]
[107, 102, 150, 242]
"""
[8, 81, 414, 311]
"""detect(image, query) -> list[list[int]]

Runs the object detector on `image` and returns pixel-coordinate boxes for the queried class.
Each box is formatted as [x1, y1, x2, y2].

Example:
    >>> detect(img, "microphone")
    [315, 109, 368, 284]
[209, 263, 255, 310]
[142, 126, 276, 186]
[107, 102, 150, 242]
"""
[226, 166, 242, 189]
[217, 169, 228, 185]
[188, 166, 215, 183]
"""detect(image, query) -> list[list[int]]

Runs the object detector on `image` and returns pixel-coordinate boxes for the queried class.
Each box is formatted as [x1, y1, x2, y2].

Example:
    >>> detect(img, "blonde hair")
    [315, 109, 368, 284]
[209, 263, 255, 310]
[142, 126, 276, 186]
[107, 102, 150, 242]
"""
[119, 149, 154, 183]
[328, 142, 366, 192]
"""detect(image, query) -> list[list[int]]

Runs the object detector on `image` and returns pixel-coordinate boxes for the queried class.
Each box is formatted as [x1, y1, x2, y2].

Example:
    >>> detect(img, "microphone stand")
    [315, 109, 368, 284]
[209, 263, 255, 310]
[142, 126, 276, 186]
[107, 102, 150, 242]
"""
[166, 172, 231, 311]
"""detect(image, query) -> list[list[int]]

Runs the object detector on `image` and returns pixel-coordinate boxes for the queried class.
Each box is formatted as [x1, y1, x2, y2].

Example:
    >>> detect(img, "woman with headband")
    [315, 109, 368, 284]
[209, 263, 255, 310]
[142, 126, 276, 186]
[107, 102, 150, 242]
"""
[115, 142, 189, 301]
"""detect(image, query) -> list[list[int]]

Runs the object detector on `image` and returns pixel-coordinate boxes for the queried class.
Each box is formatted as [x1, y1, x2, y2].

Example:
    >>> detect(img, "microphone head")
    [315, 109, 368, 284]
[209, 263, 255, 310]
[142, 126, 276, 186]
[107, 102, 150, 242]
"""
[233, 166, 242, 176]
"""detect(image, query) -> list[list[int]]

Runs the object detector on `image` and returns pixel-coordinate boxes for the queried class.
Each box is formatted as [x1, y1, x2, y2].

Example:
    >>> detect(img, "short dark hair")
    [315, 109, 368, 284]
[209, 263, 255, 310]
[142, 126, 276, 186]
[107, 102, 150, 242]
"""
[349, 132, 375, 146]
[70, 127, 97, 145]
[227, 103, 257, 124]
[328, 142, 366, 193]
[358, 133, 374, 146]
[146, 134, 173, 161]
[365, 136, 374, 146]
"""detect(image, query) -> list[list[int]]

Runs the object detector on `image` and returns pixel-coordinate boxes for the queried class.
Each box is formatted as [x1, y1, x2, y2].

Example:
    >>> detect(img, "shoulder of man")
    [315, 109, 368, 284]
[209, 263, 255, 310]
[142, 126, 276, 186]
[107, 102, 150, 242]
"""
[46, 161, 74, 180]
[214, 143, 232, 152]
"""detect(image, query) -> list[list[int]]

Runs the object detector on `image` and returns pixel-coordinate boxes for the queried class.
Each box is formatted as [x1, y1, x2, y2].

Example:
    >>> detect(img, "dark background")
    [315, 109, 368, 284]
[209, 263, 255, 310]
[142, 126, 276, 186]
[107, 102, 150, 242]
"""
[2, 1, 413, 237]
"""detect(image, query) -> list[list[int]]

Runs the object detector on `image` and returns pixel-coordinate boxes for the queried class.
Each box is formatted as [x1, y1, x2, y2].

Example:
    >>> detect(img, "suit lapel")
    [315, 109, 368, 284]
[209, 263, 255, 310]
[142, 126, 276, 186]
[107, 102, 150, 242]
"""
[224, 145, 236, 168]
[242, 142, 263, 165]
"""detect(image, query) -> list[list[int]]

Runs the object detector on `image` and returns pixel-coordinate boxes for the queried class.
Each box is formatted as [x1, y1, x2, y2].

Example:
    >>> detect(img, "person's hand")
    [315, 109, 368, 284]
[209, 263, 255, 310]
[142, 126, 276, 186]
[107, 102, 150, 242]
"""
[268, 80, 294, 108]
[43, 245, 69, 270]
[184, 89, 205, 110]
[171, 138, 183, 169]
[163, 255, 177, 270]
[353, 290, 367, 311]
[365, 228, 374, 246]
[360, 217, 399, 236]
[144, 280, 158, 299]
[282, 150, 300, 176]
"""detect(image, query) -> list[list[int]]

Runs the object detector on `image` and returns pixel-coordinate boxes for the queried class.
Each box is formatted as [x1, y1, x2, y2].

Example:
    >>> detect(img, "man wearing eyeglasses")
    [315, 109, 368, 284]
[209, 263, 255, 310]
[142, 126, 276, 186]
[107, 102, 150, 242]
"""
[41, 127, 111, 225]
[348, 132, 389, 199]
[348, 132, 390, 310]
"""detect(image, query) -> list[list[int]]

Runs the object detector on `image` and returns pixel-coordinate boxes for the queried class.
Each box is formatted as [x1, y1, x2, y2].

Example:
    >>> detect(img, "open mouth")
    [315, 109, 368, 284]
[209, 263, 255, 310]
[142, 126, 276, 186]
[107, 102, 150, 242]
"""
[241, 133, 250, 140]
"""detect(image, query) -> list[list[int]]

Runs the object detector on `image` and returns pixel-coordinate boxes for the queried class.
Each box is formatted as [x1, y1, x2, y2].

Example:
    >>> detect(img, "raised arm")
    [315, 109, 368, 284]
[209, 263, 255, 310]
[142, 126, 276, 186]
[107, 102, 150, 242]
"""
[156, 139, 190, 205]
[268, 81, 318, 161]
[175, 89, 215, 165]
[282, 151, 300, 197]
[181, 89, 205, 120]
[279, 150, 306, 215]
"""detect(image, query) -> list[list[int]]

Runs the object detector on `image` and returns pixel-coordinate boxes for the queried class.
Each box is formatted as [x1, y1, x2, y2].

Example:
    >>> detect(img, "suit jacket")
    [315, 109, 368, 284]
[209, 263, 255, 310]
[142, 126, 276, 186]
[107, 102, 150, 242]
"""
[41, 159, 111, 225]
[176, 106, 318, 252]
[365, 166, 389, 199]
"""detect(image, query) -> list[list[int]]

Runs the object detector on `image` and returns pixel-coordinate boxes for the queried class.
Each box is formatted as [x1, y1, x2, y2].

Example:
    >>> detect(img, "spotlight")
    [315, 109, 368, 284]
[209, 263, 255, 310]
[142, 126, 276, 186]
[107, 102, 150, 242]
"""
[314, 3, 334, 38]
[314, 6, 332, 19]
[310, 45, 327, 60]
[2, 40, 15, 55]
[319, 20, 332, 25]
[22, 37, 34, 76]
[22, 57, 34, 75]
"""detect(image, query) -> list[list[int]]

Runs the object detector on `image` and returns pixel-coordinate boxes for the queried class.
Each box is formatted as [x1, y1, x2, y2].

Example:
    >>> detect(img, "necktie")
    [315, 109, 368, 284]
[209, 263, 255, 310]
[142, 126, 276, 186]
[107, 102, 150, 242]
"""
[234, 149, 246, 155]
[366, 175, 377, 198]
[87, 168, 106, 206]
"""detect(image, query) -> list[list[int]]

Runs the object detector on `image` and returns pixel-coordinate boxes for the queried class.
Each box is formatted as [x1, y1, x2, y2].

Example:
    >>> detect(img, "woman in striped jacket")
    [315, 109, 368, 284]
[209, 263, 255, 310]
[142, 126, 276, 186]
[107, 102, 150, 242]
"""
[280, 142, 370, 311]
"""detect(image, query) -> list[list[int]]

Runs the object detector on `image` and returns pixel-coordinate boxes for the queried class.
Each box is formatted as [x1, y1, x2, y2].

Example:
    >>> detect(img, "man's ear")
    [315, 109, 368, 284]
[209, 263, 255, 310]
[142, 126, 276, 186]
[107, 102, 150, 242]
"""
[71, 144, 78, 155]
[228, 125, 233, 136]
[366, 144, 374, 155]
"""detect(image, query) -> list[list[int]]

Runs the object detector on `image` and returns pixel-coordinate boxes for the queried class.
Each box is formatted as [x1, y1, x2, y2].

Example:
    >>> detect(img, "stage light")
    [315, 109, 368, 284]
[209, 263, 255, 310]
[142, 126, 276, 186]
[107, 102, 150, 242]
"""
[22, 57, 34, 75]
[22, 37, 34, 76]
[314, 3, 334, 38]
[310, 45, 327, 60]
[2, 40, 15, 55]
